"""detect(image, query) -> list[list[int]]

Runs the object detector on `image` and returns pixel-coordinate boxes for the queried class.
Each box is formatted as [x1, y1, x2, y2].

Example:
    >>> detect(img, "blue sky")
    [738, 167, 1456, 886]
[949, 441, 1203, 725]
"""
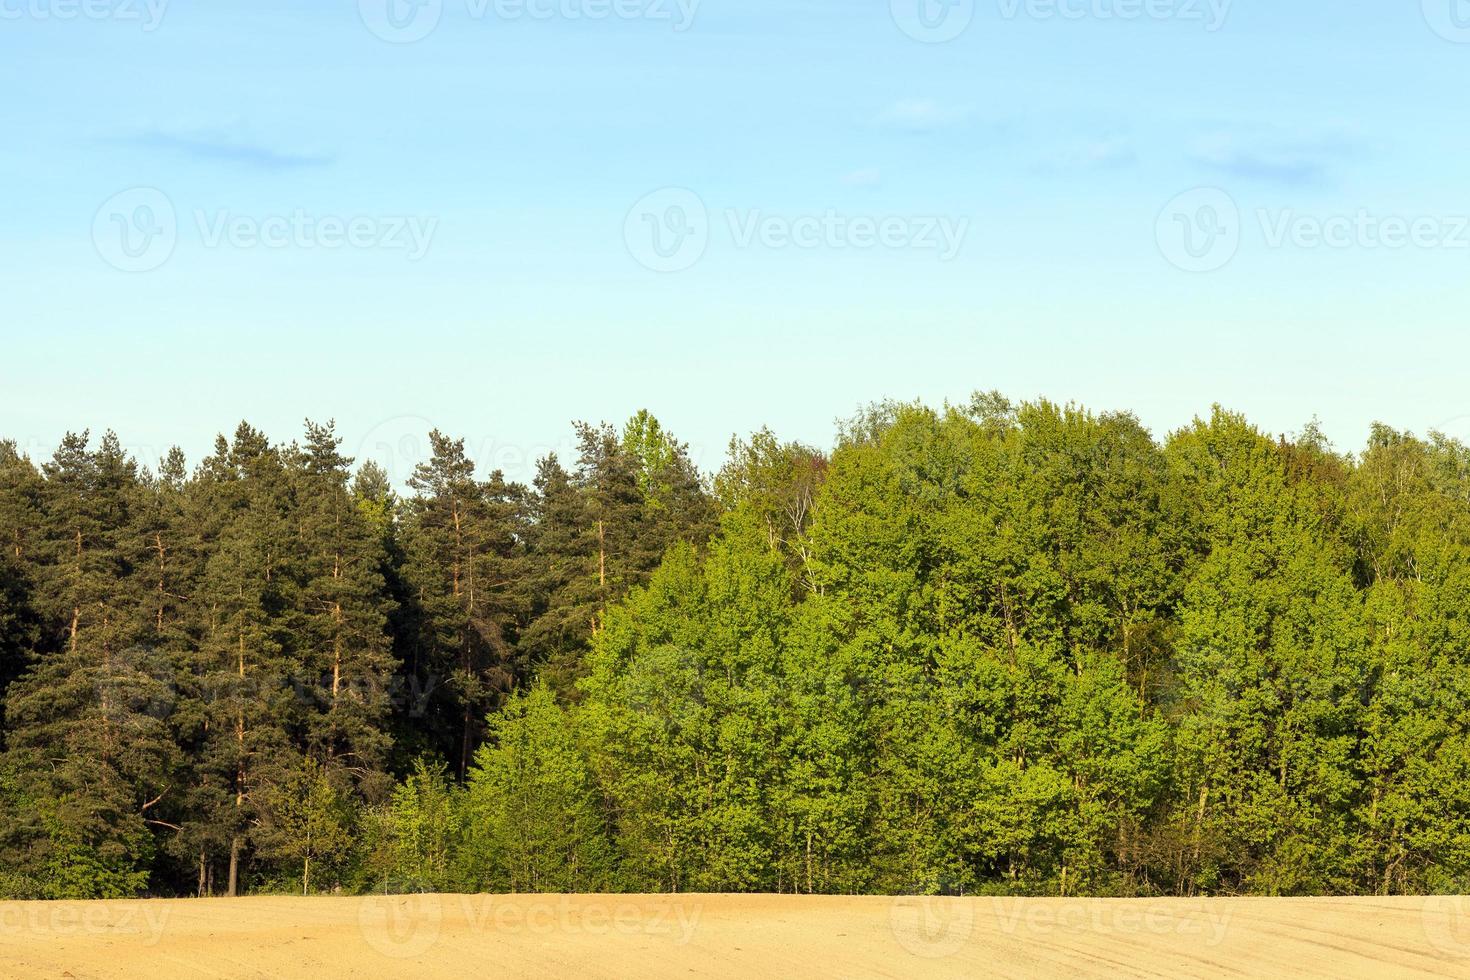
[3, 1, 1469, 484]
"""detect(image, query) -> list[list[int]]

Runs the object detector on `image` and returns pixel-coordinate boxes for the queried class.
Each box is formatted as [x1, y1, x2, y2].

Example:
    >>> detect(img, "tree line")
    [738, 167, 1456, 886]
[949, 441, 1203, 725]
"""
[2, 395, 1469, 899]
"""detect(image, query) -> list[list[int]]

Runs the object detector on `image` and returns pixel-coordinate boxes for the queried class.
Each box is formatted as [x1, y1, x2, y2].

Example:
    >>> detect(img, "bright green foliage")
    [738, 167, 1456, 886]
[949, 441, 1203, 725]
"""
[1348, 428, 1470, 895]
[1161, 410, 1367, 895]
[621, 410, 678, 499]
[389, 758, 458, 886]
[787, 401, 1176, 894]
[460, 686, 612, 892]
[255, 756, 355, 894]
[715, 428, 827, 585]
[522, 415, 715, 693]
[355, 757, 459, 893]
[7, 398, 1470, 899]
[580, 513, 793, 891]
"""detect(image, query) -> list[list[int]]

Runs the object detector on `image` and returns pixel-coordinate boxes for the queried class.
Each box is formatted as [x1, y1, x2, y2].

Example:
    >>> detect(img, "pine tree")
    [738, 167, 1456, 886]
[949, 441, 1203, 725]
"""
[574, 421, 646, 624]
[187, 425, 301, 895]
[0, 442, 45, 743]
[522, 416, 716, 694]
[2, 433, 177, 897]
[0, 440, 45, 567]
[400, 431, 529, 776]
[0, 552, 37, 745]
[519, 454, 595, 691]
[289, 421, 396, 799]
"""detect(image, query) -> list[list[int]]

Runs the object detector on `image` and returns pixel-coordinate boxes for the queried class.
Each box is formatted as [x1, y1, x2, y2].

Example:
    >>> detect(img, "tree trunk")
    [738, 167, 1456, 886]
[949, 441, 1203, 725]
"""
[597, 520, 606, 588]
[460, 704, 472, 780]
[227, 836, 241, 897]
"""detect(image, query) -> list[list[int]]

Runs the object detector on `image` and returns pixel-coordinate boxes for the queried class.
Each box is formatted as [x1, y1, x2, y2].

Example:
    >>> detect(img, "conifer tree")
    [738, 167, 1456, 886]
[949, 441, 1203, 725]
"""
[400, 432, 529, 776]
[187, 425, 301, 895]
[290, 421, 396, 799]
[522, 416, 715, 693]
[0, 440, 45, 568]
[7, 399, 1470, 899]
[0, 443, 45, 740]
[2, 433, 177, 897]
[519, 454, 594, 690]
[0, 552, 36, 745]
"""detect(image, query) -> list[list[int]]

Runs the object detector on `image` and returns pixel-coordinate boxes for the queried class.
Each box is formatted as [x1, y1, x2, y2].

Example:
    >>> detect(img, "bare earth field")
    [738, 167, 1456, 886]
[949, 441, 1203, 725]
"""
[3, 893, 1470, 979]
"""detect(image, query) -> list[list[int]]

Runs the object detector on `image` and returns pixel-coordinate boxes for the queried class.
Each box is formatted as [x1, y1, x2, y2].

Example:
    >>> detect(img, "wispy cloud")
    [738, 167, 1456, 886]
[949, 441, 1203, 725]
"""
[1033, 135, 1136, 175]
[872, 100, 970, 133]
[115, 128, 334, 170]
[840, 167, 882, 187]
[1189, 127, 1362, 187]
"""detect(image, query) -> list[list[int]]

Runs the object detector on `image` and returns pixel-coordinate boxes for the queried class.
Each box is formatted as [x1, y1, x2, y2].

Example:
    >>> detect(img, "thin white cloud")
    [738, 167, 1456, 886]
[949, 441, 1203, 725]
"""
[872, 100, 970, 132]
[1034, 136, 1137, 174]
[840, 168, 882, 187]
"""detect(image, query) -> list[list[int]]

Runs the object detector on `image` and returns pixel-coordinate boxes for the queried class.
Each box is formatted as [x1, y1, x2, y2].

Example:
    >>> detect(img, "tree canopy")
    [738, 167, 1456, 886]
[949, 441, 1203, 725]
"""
[4, 398, 1470, 899]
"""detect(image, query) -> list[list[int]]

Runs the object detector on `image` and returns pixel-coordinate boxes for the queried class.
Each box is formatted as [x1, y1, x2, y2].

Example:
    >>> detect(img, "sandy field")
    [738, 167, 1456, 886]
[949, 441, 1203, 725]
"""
[2, 893, 1469, 978]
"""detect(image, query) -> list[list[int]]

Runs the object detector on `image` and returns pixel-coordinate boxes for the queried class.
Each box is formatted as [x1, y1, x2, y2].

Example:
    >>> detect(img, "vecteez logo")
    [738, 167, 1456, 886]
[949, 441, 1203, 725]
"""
[623, 188, 710, 273]
[890, 0, 1231, 41]
[1422, 0, 1470, 43]
[358, 0, 443, 43]
[359, 0, 700, 43]
[358, 893, 444, 959]
[0, 904, 172, 944]
[93, 187, 178, 273]
[624, 187, 971, 273]
[1157, 186, 1470, 274]
[1156, 187, 1241, 273]
[1421, 896, 1470, 956]
[91, 188, 439, 272]
[192, 210, 437, 259]
[890, 0, 976, 43]
[997, 0, 1231, 31]
[0, 0, 169, 30]
[889, 893, 975, 959]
